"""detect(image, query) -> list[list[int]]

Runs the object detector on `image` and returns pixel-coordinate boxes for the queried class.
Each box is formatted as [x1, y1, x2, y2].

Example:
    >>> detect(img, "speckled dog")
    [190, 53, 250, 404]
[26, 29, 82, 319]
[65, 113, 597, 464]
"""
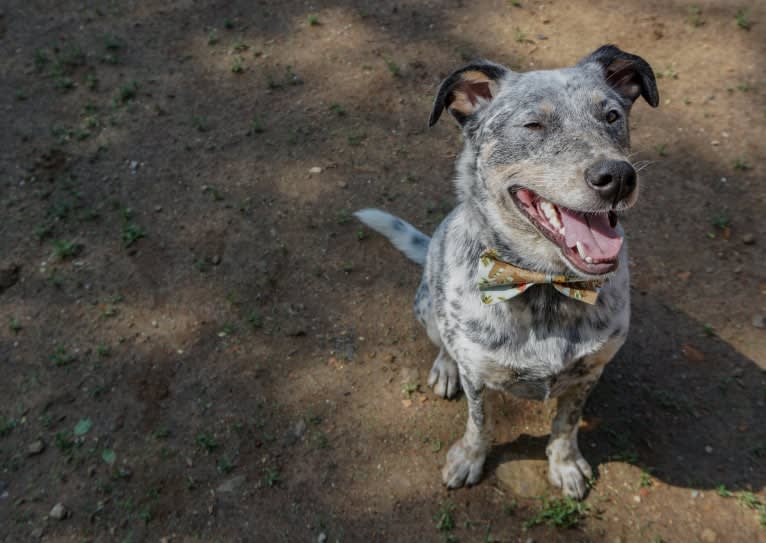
[355, 45, 658, 499]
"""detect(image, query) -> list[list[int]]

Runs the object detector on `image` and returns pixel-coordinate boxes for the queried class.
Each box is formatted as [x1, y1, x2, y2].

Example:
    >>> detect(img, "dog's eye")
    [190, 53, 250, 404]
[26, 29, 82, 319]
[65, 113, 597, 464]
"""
[523, 122, 544, 130]
[606, 110, 620, 124]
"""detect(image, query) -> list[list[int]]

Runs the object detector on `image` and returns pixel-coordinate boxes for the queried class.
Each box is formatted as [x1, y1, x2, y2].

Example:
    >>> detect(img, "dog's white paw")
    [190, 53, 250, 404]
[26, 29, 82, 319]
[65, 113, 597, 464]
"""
[428, 352, 460, 398]
[547, 453, 592, 499]
[442, 439, 486, 488]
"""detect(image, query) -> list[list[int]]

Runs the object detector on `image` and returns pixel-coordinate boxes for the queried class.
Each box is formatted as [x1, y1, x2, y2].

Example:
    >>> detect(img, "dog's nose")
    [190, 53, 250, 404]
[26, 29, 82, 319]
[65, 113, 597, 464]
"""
[584, 160, 637, 204]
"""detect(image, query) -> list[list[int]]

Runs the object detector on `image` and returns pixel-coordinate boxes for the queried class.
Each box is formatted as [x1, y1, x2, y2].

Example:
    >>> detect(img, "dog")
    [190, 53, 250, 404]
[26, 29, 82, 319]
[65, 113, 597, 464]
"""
[355, 45, 658, 499]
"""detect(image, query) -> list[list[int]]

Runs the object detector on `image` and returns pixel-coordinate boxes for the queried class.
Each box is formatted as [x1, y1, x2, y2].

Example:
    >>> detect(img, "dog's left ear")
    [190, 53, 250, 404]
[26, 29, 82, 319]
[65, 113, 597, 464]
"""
[429, 60, 509, 127]
[579, 44, 659, 107]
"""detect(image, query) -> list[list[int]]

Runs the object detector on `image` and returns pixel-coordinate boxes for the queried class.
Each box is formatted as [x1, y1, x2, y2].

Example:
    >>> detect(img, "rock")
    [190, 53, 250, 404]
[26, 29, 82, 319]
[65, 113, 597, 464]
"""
[283, 322, 306, 337]
[292, 419, 307, 439]
[216, 475, 246, 494]
[211, 255, 221, 265]
[27, 440, 45, 456]
[701, 528, 717, 542]
[317, 533, 328, 543]
[284, 419, 306, 445]
[495, 457, 550, 498]
[0, 263, 20, 293]
[49, 503, 68, 520]
[31, 527, 45, 539]
[751, 314, 766, 329]
[309, 166, 322, 174]
[742, 233, 755, 245]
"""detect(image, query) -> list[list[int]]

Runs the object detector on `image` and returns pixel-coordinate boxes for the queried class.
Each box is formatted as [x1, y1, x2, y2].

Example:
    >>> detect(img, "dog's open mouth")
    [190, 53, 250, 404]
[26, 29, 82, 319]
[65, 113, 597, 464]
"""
[511, 188, 623, 275]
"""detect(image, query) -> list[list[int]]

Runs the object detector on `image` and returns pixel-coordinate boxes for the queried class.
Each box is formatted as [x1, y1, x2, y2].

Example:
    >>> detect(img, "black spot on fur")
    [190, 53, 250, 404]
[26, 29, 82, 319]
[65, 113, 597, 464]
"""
[464, 318, 511, 350]
[462, 378, 485, 427]
[411, 234, 427, 247]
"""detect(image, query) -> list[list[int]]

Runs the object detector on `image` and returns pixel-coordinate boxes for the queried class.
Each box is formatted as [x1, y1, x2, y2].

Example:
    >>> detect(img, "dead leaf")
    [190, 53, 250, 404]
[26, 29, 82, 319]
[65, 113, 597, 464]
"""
[580, 417, 601, 431]
[328, 356, 343, 369]
[681, 344, 705, 362]
[401, 399, 412, 408]
[722, 226, 731, 240]
[676, 271, 691, 281]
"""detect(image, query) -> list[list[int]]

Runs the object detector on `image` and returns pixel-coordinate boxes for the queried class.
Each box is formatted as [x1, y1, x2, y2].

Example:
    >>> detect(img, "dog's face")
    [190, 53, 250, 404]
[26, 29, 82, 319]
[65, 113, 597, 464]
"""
[430, 45, 658, 278]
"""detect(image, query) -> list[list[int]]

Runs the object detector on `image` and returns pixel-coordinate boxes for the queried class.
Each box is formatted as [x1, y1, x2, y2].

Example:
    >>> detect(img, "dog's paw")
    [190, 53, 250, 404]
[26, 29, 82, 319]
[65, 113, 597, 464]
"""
[428, 352, 460, 398]
[547, 454, 592, 500]
[442, 440, 486, 489]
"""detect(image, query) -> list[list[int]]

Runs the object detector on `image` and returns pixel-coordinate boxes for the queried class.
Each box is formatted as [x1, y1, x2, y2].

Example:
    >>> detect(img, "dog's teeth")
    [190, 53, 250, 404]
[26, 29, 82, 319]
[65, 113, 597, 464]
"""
[576, 241, 587, 260]
[540, 200, 562, 229]
[559, 226, 566, 235]
[585, 256, 593, 264]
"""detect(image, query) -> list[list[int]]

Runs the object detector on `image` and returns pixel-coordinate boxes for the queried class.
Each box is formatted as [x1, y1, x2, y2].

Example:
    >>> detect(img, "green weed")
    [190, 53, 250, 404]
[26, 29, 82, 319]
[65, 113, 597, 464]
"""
[735, 8, 751, 30]
[524, 496, 589, 529]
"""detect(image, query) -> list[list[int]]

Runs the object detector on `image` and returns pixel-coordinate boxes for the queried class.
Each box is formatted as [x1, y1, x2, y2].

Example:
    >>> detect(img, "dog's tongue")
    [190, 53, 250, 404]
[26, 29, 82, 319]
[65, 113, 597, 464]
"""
[561, 209, 623, 260]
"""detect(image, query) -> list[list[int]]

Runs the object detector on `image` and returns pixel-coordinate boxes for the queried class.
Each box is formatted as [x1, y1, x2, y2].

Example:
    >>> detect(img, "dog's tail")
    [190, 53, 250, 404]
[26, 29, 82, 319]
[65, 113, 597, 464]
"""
[354, 209, 430, 266]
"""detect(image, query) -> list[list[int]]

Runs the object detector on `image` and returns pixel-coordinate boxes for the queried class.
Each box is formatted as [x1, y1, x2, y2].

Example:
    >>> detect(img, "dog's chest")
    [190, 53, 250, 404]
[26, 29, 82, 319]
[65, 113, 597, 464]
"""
[448, 286, 618, 400]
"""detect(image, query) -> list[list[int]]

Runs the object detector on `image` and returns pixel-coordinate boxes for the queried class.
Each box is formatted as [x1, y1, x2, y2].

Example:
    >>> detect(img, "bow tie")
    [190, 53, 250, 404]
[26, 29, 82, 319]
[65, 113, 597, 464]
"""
[478, 249, 604, 305]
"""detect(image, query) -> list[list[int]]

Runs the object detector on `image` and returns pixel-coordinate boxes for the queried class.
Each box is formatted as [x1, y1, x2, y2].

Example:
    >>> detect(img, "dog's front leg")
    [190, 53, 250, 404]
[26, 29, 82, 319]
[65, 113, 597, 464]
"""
[546, 377, 599, 499]
[442, 376, 491, 488]
[547, 337, 625, 499]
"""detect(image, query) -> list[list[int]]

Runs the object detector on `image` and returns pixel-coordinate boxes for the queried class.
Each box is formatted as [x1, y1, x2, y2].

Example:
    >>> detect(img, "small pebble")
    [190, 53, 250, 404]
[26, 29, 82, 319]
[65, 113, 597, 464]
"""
[49, 503, 67, 520]
[154, 205, 163, 212]
[28, 440, 45, 456]
[309, 166, 322, 174]
[211, 255, 221, 265]
[751, 314, 766, 329]
[742, 233, 755, 245]
[704, 445, 713, 454]
[317, 533, 327, 543]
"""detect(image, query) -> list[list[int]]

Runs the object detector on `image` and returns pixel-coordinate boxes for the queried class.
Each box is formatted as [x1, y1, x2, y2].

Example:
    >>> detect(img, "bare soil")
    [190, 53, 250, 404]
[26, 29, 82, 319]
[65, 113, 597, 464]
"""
[1, 1, 765, 542]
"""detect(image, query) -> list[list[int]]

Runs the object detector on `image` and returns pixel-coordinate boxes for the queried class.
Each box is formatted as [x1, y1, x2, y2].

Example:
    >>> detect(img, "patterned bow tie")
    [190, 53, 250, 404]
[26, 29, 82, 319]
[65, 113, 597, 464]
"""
[478, 249, 604, 305]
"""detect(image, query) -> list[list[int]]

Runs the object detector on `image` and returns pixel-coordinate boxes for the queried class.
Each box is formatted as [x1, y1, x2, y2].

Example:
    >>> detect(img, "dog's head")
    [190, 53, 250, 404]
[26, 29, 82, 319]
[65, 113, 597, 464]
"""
[430, 45, 658, 278]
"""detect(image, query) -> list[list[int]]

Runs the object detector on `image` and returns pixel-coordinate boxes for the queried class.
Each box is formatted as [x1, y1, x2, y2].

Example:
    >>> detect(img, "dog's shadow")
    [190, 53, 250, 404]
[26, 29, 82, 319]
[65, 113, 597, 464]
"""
[485, 294, 766, 493]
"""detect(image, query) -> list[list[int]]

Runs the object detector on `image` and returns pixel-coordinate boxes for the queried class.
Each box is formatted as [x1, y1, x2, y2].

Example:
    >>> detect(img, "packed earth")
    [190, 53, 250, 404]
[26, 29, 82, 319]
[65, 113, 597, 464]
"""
[1, 1, 765, 542]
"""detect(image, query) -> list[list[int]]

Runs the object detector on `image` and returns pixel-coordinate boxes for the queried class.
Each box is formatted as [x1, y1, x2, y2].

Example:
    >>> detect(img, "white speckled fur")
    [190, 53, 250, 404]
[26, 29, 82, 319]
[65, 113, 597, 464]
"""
[356, 45, 658, 498]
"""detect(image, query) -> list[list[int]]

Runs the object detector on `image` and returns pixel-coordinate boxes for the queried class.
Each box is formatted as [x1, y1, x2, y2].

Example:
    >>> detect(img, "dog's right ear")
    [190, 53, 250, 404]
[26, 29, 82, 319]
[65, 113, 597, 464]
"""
[429, 61, 509, 127]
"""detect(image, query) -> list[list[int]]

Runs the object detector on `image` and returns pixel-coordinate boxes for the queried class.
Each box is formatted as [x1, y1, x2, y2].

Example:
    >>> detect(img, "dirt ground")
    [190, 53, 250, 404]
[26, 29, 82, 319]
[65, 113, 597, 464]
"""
[1, 1, 765, 541]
